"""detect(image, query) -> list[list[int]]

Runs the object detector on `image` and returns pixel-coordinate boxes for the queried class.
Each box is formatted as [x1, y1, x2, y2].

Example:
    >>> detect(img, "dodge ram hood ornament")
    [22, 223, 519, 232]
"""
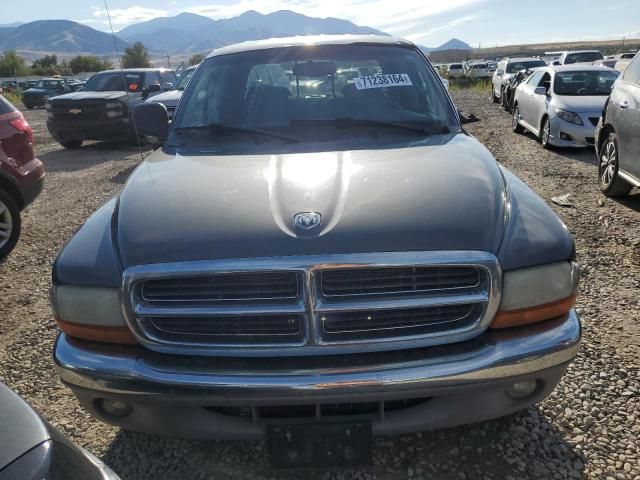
[293, 212, 322, 230]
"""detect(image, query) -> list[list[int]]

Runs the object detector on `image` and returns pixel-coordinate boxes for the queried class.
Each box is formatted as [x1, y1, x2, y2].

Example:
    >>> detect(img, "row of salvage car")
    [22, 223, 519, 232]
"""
[491, 51, 640, 197]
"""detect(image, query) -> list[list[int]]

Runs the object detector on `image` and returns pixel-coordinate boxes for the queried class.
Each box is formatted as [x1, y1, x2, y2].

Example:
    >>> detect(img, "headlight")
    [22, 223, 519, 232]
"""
[555, 109, 583, 125]
[491, 262, 579, 329]
[105, 101, 121, 110]
[106, 110, 123, 118]
[51, 285, 136, 344]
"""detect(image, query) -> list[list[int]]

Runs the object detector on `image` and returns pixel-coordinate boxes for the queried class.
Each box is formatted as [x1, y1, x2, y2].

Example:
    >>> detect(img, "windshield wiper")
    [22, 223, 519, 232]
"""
[174, 123, 300, 143]
[290, 118, 451, 135]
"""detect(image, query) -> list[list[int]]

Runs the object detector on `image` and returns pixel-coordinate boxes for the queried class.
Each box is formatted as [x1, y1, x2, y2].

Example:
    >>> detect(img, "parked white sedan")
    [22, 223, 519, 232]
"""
[512, 65, 619, 148]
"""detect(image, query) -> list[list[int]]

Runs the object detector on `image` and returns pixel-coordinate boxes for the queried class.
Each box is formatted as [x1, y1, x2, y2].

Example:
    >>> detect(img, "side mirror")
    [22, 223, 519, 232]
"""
[552, 61, 560, 66]
[133, 103, 169, 141]
[163, 83, 173, 90]
[534, 86, 547, 96]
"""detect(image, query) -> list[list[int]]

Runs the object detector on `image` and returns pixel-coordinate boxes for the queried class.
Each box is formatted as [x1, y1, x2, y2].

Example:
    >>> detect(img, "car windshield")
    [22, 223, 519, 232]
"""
[82, 72, 142, 92]
[564, 52, 604, 64]
[34, 80, 61, 89]
[506, 60, 546, 73]
[175, 68, 196, 90]
[449, 64, 462, 69]
[554, 70, 619, 95]
[168, 44, 458, 151]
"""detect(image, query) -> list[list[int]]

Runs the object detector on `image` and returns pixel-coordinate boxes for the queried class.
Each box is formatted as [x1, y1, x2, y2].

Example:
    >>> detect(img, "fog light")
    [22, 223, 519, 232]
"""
[98, 398, 132, 418]
[560, 132, 572, 141]
[506, 380, 537, 399]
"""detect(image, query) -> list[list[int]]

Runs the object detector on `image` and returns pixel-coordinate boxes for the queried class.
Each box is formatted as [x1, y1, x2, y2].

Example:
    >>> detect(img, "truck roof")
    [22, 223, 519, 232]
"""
[206, 35, 413, 59]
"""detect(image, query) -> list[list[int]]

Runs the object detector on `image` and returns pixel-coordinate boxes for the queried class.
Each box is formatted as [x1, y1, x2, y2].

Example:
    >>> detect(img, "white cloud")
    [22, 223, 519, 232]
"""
[90, 5, 170, 26]
[403, 14, 481, 43]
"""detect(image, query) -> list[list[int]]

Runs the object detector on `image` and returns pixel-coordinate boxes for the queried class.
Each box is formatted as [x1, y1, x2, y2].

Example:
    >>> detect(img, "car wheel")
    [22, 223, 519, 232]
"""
[0, 190, 21, 260]
[60, 140, 83, 149]
[540, 117, 553, 149]
[598, 132, 632, 197]
[501, 89, 509, 110]
[512, 106, 524, 133]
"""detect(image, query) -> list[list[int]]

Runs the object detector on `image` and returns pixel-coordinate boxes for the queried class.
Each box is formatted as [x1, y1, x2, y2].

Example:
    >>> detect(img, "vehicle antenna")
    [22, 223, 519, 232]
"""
[103, 0, 145, 164]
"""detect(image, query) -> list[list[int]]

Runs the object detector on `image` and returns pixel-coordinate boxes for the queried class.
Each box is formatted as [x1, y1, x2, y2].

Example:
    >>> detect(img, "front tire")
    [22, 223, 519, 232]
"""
[540, 116, 553, 149]
[598, 132, 632, 197]
[0, 190, 21, 260]
[491, 87, 499, 103]
[512, 106, 524, 133]
[60, 140, 83, 149]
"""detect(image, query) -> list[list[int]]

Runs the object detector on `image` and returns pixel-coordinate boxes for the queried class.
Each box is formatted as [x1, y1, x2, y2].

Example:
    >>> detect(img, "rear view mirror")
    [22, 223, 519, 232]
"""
[534, 86, 547, 96]
[293, 61, 337, 77]
[133, 103, 169, 141]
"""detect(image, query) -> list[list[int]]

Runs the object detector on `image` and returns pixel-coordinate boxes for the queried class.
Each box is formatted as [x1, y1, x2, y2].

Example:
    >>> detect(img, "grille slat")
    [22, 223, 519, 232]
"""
[142, 272, 299, 302]
[322, 304, 475, 338]
[148, 314, 303, 341]
[321, 266, 479, 297]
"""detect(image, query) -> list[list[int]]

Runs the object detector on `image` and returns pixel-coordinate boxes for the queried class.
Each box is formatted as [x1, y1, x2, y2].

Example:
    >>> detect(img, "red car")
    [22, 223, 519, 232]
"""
[0, 95, 44, 258]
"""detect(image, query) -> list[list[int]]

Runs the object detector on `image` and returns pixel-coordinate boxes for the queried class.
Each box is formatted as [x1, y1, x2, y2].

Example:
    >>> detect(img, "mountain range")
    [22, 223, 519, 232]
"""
[0, 10, 389, 56]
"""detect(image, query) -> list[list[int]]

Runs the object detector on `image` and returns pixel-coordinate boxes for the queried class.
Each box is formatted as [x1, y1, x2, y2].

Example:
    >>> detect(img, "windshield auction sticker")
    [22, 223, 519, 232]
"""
[354, 74, 413, 90]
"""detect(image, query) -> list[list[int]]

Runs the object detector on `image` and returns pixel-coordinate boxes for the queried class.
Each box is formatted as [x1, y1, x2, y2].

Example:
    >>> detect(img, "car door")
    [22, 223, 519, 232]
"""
[519, 70, 545, 127]
[613, 54, 640, 177]
[530, 71, 552, 133]
[493, 62, 504, 97]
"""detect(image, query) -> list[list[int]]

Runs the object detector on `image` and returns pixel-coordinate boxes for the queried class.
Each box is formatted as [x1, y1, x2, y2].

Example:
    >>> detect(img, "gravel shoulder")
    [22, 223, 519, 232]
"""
[0, 94, 639, 480]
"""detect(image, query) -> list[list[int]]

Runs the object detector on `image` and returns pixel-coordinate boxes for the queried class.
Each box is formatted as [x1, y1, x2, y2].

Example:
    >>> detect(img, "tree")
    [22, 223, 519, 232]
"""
[188, 53, 204, 66]
[68, 55, 112, 74]
[31, 54, 59, 76]
[122, 42, 150, 68]
[0, 51, 30, 77]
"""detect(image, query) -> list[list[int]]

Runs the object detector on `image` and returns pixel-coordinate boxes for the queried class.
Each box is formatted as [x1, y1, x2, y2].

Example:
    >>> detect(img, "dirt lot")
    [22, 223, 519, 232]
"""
[1, 91, 639, 480]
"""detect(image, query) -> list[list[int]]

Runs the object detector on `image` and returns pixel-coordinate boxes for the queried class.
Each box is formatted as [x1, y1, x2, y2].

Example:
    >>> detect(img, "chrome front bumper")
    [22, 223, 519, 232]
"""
[55, 311, 580, 404]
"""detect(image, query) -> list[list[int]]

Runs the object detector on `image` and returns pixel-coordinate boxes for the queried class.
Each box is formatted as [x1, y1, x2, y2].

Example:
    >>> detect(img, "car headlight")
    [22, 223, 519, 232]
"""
[105, 101, 121, 110]
[51, 285, 136, 344]
[491, 261, 579, 329]
[106, 110, 123, 118]
[555, 109, 583, 125]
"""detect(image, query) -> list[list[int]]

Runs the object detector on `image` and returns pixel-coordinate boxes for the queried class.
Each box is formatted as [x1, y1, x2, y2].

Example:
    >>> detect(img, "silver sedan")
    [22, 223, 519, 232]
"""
[512, 65, 619, 148]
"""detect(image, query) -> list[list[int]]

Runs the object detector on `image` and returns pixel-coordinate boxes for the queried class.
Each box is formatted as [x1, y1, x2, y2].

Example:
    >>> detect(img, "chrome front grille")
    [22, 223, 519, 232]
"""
[123, 252, 501, 356]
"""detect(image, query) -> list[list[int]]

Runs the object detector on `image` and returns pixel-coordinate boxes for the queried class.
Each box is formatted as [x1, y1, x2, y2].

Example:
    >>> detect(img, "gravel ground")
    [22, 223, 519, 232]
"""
[1, 92, 639, 480]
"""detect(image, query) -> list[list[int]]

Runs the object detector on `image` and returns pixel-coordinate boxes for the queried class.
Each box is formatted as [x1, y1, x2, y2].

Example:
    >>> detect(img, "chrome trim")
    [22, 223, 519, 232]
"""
[314, 293, 488, 312]
[55, 311, 581, 403]
[122, 251, 502, 356]
[618, 170, 640, 188]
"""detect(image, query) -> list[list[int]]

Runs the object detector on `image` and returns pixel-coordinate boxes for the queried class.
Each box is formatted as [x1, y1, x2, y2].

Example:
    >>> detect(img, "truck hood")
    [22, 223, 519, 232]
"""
[116, 134, 507, 268]
[147, 90, 182, 106]
[50, 91, 128, 101]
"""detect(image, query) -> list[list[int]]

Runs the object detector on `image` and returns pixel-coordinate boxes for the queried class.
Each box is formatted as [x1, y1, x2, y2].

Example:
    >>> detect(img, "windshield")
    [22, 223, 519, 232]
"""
[554, 70, 619, 95]
[564, 52, 603, 64]
[506, 60, 546, 73]
[168, 44, 457, 151]
[175, 68, 196, 90]
[82, 72, 142, 92]
[449, 64, 462, 69]
[34, 80, 61, 89]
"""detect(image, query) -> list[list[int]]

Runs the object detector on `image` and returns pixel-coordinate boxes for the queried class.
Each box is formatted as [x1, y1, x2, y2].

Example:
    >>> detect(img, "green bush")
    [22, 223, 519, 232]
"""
[448, 78, 492, 92]
[3, 90, 22, 108]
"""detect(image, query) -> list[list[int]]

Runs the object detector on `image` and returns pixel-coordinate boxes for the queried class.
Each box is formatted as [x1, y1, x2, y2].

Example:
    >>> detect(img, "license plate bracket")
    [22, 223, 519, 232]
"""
[267, 421, 372, 469]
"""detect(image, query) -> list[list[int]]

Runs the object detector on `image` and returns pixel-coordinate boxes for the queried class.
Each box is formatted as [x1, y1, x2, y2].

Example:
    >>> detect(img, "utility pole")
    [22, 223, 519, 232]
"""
[166, 54, 171, 68]
[622, 36, 626, 50]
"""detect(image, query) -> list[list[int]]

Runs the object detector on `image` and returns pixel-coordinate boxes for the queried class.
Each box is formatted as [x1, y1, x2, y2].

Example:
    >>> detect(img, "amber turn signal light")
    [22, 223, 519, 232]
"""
[56, 318, 138, 345]
[490, 294, 577, 330]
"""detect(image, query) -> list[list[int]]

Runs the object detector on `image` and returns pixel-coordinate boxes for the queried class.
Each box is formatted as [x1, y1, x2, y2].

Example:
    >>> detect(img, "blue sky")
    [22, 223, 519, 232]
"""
[1, 0, 639, 47]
